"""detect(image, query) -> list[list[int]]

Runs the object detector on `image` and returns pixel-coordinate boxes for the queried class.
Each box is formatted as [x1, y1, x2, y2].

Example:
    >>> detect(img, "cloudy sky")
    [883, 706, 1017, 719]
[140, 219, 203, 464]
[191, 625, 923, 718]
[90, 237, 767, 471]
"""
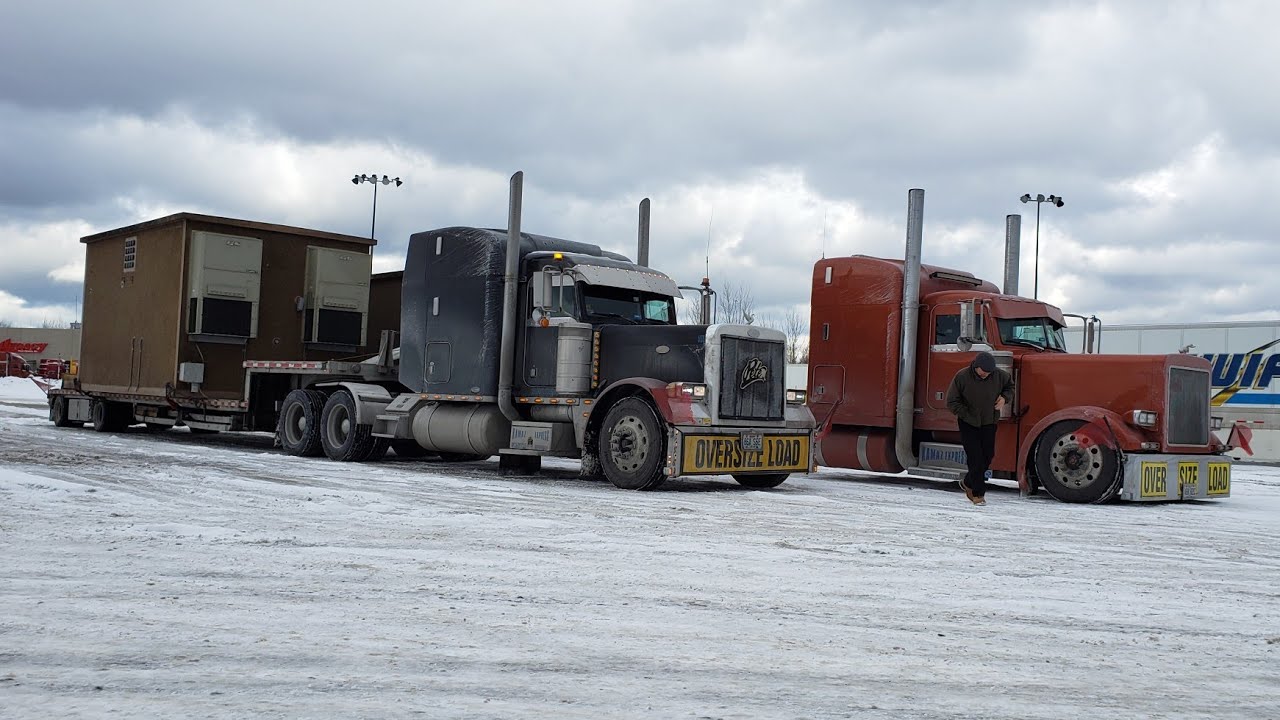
[2, 1, 1277, 330]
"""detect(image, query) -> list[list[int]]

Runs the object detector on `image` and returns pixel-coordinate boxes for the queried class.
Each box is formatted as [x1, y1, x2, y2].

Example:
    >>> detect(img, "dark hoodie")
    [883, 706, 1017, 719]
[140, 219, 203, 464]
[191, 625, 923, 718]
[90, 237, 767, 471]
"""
[946, 352, 1015, 426]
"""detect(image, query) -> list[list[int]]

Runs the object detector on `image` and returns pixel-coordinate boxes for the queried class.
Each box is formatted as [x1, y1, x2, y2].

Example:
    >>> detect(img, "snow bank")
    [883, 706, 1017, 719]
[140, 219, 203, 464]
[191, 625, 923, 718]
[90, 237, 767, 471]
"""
[0, 375, 47, 401]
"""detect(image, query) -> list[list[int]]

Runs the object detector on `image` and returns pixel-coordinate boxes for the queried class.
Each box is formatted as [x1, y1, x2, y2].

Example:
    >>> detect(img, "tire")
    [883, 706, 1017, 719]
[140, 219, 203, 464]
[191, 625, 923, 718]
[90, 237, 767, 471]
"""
[732, 473, 790, 489]
[319, 390, 382, 462]
[51, 397, 81, 428]
[598, 397, 667, 490]
[367, 437, 391, 461]
[90, 399, 126, 433]
[392, 440, 432, 458]
[438, 452, 490, 463]
[278, 388, 327, 457]
[1034, 420, 1122, 504]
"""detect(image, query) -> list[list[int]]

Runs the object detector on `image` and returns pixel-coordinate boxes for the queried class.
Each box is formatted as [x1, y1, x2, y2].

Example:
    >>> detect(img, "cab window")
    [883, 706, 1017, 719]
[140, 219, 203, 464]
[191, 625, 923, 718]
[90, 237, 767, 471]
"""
[935, 314, 985, 345]
[643, 299, 672, 323]
[530, 275, 579, 319]
[997, 318, 1067, 351]
[583, 285, 676, 325]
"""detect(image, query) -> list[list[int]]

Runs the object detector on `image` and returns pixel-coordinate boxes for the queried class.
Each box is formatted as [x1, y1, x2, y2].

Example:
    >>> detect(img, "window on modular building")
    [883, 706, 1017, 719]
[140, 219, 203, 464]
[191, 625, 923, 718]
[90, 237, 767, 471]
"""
[123, 236, 137, 273]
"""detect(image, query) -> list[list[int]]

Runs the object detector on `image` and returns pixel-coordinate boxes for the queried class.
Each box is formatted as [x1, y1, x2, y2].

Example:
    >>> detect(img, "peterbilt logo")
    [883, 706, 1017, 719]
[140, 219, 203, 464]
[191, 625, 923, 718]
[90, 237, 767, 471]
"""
[740, 357, 768, 389]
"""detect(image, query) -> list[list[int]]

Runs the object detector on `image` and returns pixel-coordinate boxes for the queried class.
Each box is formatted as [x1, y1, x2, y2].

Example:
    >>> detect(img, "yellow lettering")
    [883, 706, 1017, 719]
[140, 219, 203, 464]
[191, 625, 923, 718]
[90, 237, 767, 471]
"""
[1140, 463, 1167, 498]
[1207, 463, 1231, 496]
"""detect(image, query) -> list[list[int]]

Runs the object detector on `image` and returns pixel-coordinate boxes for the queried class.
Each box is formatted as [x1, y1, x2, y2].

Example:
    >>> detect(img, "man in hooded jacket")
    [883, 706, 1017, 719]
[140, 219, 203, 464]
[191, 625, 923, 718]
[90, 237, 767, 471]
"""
[946, 351, 1015, 505]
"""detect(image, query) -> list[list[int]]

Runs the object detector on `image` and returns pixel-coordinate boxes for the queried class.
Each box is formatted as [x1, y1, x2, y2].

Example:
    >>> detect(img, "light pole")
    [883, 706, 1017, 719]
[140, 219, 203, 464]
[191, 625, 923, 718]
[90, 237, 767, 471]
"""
[1019, 192, 1063, 299]
[352, 174, 403, 240]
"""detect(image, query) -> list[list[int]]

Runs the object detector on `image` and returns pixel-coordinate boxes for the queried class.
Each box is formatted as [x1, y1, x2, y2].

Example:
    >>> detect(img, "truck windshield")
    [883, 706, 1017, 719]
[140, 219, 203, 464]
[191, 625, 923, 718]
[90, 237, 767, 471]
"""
[582, 285, 676, 325]
[997, 317, 1067, 352]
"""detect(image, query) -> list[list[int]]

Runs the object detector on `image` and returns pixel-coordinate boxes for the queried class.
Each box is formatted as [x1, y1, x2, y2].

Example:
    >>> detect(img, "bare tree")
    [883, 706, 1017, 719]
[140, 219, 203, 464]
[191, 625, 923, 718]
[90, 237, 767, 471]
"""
[716, 281, 757, 326]
[782, 309, 809, 363]
[0, 318, 12, 328]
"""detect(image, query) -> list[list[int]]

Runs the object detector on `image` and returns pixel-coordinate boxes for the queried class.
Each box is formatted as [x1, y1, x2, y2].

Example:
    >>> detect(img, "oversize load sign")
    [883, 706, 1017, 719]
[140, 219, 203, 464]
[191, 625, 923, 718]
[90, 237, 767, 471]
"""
[1140, 461, 1168, 498]
[0, 339, 49, 353]
[681, 434, 809, 475]
[1143, 460, 1231, 498]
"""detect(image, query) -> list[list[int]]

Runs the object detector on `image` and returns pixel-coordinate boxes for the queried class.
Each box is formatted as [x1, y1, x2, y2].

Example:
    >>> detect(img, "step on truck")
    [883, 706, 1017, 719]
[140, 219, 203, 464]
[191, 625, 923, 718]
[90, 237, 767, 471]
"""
[52, 172, 816, 491]
[807, 189, 1247, 503]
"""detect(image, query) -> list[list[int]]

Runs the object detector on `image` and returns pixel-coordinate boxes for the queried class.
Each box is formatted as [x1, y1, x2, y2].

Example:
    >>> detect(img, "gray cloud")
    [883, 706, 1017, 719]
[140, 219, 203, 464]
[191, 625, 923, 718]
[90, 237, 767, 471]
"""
[1, 1, 1277, 327]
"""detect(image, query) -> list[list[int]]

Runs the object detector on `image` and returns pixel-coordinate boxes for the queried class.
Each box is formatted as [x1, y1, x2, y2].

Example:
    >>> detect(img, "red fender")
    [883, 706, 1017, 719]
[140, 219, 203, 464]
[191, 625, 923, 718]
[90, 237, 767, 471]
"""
[1017, 406, 1146, 494]
[592, 377, 699, 426]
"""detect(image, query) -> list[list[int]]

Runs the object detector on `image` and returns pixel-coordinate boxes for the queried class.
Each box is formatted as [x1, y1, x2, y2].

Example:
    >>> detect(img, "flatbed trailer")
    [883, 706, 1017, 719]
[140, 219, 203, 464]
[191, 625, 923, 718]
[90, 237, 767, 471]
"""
[48, 353, 397, 434]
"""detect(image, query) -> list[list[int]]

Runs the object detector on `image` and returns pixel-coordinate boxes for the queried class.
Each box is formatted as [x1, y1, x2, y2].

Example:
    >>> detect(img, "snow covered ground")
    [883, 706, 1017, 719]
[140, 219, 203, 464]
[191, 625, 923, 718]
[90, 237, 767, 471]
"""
[2, 394, 1278, 719]
[0, 375, 52, 402]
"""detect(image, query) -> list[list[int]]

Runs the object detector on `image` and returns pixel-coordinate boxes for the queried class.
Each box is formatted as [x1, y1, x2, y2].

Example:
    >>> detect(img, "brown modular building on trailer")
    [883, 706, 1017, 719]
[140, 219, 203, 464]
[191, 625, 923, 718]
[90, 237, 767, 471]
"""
[79, 213, 375, 402]
[365, 270, 404, 353]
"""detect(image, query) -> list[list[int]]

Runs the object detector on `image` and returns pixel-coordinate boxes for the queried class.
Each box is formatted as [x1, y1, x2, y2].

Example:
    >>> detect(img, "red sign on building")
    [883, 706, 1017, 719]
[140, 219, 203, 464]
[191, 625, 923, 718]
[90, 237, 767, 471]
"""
[0, 339, 49, 354]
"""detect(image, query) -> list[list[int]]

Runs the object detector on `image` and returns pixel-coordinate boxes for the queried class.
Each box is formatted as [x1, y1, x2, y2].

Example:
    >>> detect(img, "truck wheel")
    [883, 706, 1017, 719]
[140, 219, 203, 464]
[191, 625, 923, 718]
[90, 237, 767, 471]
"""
[392, 440, 432, 458]
[733, 473, 789, 489]
[51, 397, 81, 428]
[599, 397, 667, 490]
[1035, 420, 1121, 504]
[90, 399, 126, 432]
[279, 388, 326, 457]
[320, 390, 382, 462]
[367, 437, 391, 461]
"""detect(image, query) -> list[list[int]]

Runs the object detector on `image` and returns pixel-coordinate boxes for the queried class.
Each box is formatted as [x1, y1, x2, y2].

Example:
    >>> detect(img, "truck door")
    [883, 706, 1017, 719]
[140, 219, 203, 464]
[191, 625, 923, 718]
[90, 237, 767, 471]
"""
[808, 365, 846, 427]
[521, 272, 579, 389]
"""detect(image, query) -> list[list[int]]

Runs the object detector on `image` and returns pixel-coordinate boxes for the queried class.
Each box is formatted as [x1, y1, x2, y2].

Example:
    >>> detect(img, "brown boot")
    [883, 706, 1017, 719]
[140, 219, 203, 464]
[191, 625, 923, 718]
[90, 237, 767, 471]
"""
[958, 479, 977, 503]
[973, 496, 987, 506]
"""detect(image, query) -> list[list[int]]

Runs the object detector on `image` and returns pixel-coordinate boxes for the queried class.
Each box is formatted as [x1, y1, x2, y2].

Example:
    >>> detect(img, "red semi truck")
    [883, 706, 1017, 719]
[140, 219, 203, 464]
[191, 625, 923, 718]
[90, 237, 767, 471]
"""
[1, 351, 31, 378]
[807, 189, 1244, 503]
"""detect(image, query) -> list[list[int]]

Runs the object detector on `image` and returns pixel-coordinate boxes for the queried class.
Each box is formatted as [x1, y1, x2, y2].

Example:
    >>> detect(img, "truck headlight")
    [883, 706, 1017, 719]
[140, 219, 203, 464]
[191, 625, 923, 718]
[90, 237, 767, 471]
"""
[1130, 409, 1158, 427]
[786, 389, 807, 405]
[667, 382, 708, 401]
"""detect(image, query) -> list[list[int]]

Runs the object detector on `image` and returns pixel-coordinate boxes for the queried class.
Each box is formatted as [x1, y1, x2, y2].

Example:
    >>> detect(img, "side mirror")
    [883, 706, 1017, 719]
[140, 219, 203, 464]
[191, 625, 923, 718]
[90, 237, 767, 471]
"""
[958, 300, 977, 351]
[535, 270, 554, 310]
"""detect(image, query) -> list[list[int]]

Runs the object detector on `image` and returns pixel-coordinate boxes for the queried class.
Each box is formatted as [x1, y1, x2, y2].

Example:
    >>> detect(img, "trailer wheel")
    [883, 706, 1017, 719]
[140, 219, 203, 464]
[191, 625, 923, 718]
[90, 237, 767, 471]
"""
[278, 388, 326, 457]
[90, 399, 126, 433]
[599, 397, 667, 490]
[732, 473, 790, 489]
[1034, 420, 1121, 504]
[392, 440, 432, 458]
[320, 390, 382, 462]
[51, 397, 81, 428]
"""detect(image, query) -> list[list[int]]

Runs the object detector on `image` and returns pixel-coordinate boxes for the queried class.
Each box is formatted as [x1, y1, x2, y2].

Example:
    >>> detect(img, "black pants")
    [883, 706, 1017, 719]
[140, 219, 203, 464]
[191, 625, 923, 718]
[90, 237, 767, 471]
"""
[958, 420, 997, 497]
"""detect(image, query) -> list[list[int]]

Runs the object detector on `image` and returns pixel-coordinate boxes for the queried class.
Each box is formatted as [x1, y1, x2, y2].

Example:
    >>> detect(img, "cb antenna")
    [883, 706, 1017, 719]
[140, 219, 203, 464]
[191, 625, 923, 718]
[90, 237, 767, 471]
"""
[821, 207, 829, 259]
[705, 208, 713, 281]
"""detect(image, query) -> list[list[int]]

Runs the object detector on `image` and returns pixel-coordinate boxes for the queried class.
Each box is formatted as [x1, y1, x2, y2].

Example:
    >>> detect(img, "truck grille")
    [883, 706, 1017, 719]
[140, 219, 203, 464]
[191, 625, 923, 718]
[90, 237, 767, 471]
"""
[1168, 367, 1210, 446]
[718, 336, 784, 421]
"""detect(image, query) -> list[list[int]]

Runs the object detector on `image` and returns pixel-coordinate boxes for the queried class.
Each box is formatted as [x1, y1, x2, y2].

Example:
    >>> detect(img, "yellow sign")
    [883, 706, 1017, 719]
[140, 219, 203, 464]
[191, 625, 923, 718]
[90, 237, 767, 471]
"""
[681, 434, 810, 475]
[1178, 462, 1199, 497]
[1140, 461, 1168, 498]
[1207, 462, 1231, 496]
